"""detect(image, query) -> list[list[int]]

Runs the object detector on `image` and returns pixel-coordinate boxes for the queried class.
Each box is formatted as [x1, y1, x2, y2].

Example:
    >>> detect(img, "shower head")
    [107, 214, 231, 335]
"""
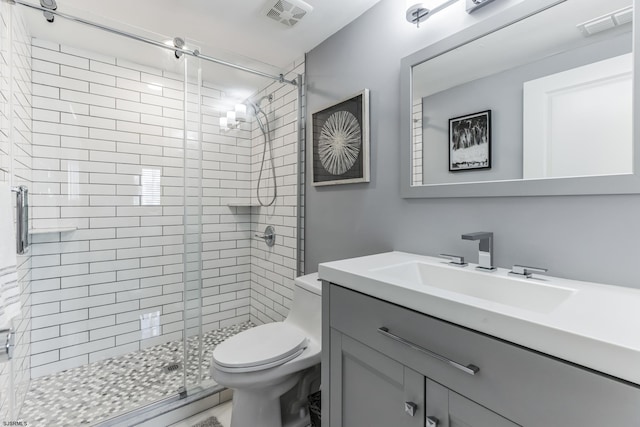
[247, 94, 274, 116]
[40, 0, 57, 23]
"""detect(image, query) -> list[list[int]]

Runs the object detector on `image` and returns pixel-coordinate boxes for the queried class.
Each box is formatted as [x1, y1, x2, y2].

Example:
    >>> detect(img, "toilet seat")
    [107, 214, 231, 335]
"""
[213, 322, 309, 373]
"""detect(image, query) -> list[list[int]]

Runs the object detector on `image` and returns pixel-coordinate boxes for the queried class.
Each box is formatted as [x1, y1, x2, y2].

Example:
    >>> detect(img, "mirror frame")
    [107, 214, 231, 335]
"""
[400, 0, 640, 198]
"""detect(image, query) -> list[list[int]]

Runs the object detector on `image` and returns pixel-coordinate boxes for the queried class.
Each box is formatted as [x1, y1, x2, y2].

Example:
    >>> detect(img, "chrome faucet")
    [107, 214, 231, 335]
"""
[461, 232, 496, 271]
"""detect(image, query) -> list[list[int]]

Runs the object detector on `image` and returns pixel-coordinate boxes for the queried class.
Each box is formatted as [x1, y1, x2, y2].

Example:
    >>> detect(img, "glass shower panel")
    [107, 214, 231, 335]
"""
[0, 1, 32, 421]
[182, 49, 204, 392]
[179, 42, 277, 393]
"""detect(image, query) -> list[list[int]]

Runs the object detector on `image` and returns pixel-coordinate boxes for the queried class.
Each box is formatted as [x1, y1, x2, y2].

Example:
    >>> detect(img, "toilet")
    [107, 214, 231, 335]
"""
[211, 273, 322, 427]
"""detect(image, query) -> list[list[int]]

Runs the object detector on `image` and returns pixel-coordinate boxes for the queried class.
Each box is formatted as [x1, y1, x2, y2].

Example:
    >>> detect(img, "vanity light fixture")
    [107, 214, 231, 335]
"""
[219, 103, 249, 131]
[219, 116, 229, 131]
[466, 0, 496, 14]
[235, 103, 247, 122]
[220, 112, 239, 131]
[406, 0, 459, 28]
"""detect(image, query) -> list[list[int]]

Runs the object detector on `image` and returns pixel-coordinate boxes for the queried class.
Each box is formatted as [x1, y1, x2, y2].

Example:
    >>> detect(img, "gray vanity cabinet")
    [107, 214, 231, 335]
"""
[425, 379, 519, 427]
[329, 330, 424, 427]
[330, 330, 517, 427]
[329, 328, 519, 427]
[322, 282, 640, 426]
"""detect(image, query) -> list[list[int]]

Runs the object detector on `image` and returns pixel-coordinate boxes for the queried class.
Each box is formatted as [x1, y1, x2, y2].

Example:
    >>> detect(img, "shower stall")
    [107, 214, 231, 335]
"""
[0, 0, 305, 424]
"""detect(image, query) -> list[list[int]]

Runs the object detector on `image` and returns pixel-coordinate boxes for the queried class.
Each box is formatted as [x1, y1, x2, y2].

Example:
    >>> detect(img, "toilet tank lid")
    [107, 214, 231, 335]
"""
[295, 273, 321, 295]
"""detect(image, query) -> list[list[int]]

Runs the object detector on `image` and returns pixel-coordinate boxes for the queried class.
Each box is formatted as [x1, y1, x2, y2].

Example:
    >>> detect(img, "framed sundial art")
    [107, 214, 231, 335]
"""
[311, 89, 370, 186]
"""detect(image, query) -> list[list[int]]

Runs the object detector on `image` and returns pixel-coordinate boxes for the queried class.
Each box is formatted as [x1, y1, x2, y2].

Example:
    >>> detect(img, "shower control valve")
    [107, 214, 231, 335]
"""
[255, 225, 276, 247]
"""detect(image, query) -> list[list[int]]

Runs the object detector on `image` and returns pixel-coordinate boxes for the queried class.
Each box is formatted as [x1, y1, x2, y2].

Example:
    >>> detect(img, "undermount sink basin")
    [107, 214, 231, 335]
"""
[371, 261, 575, 313]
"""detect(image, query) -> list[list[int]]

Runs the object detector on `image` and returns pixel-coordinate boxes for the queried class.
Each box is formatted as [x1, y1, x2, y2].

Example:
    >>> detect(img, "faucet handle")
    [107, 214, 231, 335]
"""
[440, 254, 468, 267]
[509, 265, 548, 278]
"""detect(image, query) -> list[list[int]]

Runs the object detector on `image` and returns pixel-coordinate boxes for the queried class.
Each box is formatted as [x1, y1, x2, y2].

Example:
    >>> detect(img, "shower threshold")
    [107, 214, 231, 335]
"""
[95, 382, 230, 427]
[20, 322, 252, 426]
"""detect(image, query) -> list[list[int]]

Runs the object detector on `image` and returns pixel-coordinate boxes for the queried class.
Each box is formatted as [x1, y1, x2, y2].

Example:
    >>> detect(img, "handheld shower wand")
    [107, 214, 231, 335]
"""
[250, 95, 277, 207]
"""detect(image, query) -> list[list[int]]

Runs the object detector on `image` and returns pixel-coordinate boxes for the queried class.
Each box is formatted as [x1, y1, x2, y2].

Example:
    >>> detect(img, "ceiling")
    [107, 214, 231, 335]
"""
[21, 0, 382, 93]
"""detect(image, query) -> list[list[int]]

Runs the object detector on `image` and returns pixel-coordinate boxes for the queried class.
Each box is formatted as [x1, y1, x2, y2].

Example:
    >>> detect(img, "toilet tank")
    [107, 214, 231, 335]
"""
[285, 273, 321, 343]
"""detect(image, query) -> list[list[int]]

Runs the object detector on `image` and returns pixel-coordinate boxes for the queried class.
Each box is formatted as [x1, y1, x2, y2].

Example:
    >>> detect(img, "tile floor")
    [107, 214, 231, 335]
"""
[170, 400, 232, 427]
[19, 322, 252, 426]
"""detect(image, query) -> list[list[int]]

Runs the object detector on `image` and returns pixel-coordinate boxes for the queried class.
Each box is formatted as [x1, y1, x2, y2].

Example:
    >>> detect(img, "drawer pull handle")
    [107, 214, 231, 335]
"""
[377, 327, 480, 376]
[404, 401, 417, 417]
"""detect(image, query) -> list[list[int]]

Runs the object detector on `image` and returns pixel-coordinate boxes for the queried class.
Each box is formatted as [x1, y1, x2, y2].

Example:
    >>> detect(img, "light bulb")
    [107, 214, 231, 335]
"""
[227, 110, 236, 124]
[219, 116, 228, 129]
[235, 104, 247, 122]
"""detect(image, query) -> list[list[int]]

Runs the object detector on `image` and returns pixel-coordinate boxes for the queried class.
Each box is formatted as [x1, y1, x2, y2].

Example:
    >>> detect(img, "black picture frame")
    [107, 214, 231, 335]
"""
[449, 110, 491, 172]
[311, 89, 370, 186]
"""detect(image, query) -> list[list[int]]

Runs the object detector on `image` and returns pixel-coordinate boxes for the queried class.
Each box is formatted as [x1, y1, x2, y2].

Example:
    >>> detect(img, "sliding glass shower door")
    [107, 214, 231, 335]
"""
[18, 4, 209, 421]
[5, 1, 300, 422]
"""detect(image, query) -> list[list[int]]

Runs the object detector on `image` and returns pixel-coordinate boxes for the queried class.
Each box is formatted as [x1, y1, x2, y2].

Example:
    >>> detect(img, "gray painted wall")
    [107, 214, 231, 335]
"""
[304, 0, 640, 290]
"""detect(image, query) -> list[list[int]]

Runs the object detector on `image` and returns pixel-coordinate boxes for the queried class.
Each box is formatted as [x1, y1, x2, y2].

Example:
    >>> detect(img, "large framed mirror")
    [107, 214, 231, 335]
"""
[400, 0, 640, 198]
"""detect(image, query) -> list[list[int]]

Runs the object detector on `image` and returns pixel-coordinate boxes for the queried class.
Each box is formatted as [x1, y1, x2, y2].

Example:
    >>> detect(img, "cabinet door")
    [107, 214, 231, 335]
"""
[330, 329, 424, 427]
[426, 379, 520, 427]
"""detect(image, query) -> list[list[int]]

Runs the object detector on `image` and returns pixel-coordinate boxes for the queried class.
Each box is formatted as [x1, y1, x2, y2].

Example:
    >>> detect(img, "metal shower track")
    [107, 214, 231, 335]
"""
[5, 0, 299, 86]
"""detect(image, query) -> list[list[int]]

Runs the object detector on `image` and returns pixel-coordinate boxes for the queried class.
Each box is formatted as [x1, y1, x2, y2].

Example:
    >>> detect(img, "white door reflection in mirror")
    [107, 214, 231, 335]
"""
[523, 54, 632, 179]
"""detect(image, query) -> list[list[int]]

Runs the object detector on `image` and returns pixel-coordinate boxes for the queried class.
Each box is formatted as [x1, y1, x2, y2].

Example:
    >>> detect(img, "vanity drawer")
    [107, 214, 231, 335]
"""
[329, 283, 640, 426]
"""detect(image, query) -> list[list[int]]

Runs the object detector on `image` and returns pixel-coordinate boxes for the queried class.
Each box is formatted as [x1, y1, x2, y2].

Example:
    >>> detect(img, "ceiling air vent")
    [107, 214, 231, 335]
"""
[263, 0, 313, 28]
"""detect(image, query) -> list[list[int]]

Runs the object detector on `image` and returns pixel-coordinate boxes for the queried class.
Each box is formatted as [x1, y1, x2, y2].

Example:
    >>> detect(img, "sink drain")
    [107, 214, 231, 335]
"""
[162, 362, 182, 373]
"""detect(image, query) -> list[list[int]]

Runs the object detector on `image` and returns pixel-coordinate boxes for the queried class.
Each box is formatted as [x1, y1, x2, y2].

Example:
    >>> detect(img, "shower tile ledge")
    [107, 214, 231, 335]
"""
[29, 227, 77, 235]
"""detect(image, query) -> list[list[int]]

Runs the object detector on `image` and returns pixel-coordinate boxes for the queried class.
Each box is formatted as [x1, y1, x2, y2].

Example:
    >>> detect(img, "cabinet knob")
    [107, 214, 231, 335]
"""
[427, 416, 440, 427]
[404, 401, 417, 417]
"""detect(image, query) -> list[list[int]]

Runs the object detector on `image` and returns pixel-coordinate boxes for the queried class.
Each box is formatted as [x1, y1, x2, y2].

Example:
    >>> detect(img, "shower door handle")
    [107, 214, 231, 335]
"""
[0, 328, 14, 363]
[11, 186, 29, 255]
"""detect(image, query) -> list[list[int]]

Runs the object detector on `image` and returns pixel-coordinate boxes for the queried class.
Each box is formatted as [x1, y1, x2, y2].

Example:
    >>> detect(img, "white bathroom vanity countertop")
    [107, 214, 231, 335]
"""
[319, 251, 640, 386]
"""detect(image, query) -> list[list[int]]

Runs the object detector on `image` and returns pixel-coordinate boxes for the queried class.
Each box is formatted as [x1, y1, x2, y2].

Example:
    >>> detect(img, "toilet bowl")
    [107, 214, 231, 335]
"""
[211, 273, 322, 427]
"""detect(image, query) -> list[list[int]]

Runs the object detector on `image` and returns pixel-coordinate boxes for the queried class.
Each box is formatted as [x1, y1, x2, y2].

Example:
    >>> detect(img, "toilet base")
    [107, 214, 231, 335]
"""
[229, 373, 301, 427]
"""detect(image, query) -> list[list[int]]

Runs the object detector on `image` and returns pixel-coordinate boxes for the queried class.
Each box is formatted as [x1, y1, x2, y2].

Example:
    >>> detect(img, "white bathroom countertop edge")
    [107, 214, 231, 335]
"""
[318, 251, 640, 386]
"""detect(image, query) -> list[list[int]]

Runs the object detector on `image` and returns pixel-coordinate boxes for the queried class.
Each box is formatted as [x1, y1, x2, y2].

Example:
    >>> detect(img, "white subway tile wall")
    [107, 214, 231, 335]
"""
[0, 3, 33, 419]
[412, 98, 423, 186]
[250, 60, 304, 324]
[28, 39, 260, 378]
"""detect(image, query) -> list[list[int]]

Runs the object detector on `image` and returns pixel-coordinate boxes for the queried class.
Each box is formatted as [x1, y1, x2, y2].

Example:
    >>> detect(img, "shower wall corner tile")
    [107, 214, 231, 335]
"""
[250, 59, 305, 326]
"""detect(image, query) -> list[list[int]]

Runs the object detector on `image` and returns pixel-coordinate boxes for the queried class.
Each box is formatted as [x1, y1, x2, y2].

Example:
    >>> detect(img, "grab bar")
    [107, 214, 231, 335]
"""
[10, 186, 29, 255]
[377, 326, 480, 376]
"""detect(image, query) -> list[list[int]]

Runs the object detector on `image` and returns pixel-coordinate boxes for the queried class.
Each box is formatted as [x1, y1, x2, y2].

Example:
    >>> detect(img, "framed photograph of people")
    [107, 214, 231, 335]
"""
[449, 110, 491, 172]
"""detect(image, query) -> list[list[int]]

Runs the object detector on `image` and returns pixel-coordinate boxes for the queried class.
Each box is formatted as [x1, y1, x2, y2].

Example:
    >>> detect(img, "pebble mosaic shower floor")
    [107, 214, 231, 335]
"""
[19, 322, 253, 426]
